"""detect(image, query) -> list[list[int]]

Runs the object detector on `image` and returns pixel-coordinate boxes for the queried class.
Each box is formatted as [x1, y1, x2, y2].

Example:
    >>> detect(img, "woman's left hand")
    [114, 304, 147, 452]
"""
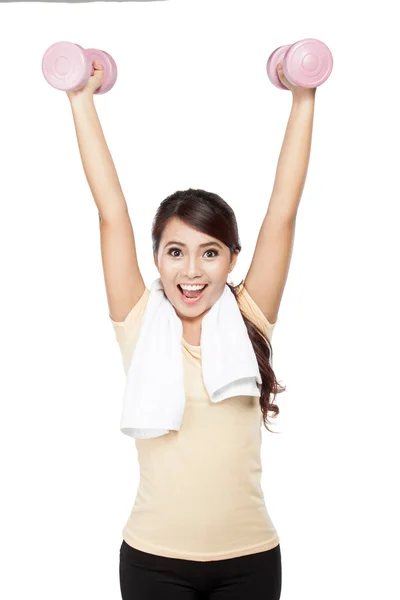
[277, 61, 316, 101]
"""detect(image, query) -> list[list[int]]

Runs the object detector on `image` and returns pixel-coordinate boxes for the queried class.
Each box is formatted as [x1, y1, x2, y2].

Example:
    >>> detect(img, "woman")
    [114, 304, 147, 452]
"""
[67, 59, 316, 599]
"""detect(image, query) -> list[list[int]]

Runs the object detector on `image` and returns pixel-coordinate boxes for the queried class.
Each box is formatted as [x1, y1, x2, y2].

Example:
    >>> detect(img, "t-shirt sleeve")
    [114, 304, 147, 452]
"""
[236, 282, 277, 341]
[109, 286, 151, 374]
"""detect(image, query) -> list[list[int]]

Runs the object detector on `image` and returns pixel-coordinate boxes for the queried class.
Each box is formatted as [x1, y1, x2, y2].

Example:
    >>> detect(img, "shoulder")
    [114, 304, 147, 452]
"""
[235, 282, 276, 340]
[109, 286, 151, 372]
[109, 286, 151, 330]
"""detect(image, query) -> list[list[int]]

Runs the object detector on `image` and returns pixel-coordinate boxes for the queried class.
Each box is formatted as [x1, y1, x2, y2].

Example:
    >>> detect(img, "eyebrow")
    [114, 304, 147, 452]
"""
[164, 241, 224, 250]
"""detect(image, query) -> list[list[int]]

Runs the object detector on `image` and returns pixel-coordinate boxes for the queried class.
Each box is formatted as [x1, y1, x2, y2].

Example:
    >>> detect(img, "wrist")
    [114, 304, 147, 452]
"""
[292, 89, 316, 106]
[68, 91, 95, 109]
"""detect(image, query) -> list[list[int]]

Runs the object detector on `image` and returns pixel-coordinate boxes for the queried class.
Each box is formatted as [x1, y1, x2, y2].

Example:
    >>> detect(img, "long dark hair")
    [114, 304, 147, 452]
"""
[151, 188, 285, 432]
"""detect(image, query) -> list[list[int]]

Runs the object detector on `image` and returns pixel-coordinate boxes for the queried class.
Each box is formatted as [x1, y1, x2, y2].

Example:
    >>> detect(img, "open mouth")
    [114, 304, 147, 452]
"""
[177, 284, 208, 304]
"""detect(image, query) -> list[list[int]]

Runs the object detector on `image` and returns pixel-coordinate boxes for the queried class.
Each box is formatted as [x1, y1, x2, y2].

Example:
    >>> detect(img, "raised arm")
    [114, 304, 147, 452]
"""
[67, 62, 145, 322]
[245, 65, 316, 324]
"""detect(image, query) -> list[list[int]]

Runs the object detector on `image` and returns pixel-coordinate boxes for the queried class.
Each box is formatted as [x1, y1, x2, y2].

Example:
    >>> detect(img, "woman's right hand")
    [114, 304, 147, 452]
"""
[66, 60, 104, 100]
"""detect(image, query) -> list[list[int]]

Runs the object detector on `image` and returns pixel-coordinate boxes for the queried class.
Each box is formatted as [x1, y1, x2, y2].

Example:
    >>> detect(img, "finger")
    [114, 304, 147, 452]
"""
[277, 64, 287, 84]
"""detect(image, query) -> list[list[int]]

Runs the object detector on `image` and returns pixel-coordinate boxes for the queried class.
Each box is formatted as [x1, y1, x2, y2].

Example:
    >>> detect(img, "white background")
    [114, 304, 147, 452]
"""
[1, 0, 399, 598]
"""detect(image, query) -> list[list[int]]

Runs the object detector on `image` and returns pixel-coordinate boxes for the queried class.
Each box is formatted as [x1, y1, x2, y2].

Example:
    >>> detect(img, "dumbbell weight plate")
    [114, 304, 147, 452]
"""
[85, 49, 118, 94]
[284, 38, 333, 88]
[42, 42, 92, 92]
[266, 45, 292, 90]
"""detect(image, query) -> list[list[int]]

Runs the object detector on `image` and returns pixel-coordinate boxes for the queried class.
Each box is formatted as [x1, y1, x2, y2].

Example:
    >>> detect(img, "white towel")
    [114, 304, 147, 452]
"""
[120, 278, 262, 439]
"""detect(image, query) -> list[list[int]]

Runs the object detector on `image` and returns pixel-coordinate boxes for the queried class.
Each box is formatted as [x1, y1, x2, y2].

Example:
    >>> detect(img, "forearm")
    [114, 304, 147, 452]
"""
[69, 94, 128, 221]
[267, 93, 316, 220]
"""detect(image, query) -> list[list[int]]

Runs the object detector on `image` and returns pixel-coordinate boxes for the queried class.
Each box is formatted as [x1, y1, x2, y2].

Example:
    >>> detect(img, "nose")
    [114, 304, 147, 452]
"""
[185, 255, 204, 279]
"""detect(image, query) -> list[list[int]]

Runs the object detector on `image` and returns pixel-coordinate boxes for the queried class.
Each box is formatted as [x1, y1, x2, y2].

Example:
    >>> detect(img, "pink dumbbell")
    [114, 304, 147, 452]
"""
[267, 38, 333, 90]
[42, 41, 118, 94]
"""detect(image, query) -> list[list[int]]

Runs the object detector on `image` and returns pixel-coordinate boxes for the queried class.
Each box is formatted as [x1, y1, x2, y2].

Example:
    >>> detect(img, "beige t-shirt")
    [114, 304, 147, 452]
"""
[110, 282, 280, 561]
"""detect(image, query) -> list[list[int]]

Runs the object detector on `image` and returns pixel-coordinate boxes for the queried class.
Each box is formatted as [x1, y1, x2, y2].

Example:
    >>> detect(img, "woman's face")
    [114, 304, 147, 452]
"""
[154, 217, 238, 322]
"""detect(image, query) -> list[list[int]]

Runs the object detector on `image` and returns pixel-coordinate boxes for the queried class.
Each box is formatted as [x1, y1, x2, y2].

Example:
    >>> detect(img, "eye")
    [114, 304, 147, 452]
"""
[168, 247, 182, 257]
[167, 248, 219, 258]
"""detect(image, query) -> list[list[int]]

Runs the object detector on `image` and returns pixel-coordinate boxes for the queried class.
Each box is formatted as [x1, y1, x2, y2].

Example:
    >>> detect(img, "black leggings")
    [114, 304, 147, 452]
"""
[119, 539, 282, 599]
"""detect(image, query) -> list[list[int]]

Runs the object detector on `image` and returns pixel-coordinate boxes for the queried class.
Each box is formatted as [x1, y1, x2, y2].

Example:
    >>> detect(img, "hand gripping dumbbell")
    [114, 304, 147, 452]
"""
[42, 41, 118, 94]
[267, 38, 333, 90]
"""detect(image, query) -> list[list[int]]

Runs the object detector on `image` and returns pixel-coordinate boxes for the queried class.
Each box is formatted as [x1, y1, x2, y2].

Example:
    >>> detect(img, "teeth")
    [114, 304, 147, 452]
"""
[180, 284, 206, 291]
